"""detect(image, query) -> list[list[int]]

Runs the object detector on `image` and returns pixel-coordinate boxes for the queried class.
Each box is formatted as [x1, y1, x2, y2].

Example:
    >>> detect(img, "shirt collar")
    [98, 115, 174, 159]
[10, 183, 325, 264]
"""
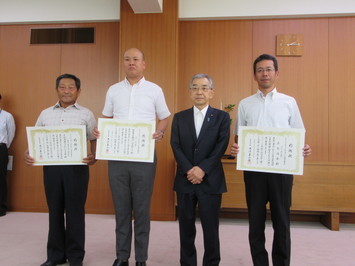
[124, 76, 146, 87]
[53, 102, 80, 110]
[193, 105, 209, 117]
[257, 88, 278, 99]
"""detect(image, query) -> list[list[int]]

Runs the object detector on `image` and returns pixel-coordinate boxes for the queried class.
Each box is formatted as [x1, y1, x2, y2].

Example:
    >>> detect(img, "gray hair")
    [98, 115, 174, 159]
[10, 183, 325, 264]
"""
[189, 73, 214, 89]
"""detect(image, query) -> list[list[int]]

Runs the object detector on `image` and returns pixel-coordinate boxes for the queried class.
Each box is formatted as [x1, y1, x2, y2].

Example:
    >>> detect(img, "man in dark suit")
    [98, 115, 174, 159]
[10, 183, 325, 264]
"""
[170, 73, 230, 266]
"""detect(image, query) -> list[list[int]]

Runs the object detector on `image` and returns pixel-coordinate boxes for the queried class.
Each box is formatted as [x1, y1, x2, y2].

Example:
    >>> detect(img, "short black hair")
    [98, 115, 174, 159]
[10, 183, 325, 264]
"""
[56, 74, 81, 89]
[0, 94, 2, 100]
[253, 54, 278, 74]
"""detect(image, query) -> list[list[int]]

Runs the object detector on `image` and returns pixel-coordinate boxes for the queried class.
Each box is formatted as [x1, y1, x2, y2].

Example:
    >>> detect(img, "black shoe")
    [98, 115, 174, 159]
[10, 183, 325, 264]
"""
[136, 262, 146, 266]
[112, 259, 129, 266]
[0, 211, 6, 217]
[40, 259, 67, 266]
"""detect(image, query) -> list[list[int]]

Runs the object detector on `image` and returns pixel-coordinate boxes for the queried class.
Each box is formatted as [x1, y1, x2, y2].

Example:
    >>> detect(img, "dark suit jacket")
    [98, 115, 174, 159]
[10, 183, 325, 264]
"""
[171, 106, 230, 194]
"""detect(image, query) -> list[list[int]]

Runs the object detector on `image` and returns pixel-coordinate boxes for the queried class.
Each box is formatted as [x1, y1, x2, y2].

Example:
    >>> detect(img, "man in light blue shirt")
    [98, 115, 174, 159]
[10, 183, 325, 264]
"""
[0, 93, 15, 217]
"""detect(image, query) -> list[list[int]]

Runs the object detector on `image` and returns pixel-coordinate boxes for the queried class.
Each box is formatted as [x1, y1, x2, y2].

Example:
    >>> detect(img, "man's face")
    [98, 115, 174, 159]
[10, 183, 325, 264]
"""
[56, 78, 80, 108]
[189, 77, 214, 110]
[123, 48, 146, 80]
[254, 59, 279, 91]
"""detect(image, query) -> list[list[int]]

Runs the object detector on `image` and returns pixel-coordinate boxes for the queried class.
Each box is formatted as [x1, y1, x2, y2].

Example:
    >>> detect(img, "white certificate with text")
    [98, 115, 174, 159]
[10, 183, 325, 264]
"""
[237, 126, 305, 175]
[96, 118, 156, 163]
[26, 125, 87, 165]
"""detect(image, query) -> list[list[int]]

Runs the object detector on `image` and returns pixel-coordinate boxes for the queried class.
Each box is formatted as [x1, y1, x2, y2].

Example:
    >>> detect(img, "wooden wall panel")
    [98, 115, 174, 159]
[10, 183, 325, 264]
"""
[179, 17, 355, 221]
[60, 22, 120, 213]
[119, 0, 178, 220]
[329, 18, 355, 162]
[221, 160, 245, 209]
[2, 15, 355, 218]
[223, 161, 355, 212]
[178, 20, 253, 146]
[0, 23, 120, 213]
[0, 24, 61, 211]
[253, 18, 329, 162]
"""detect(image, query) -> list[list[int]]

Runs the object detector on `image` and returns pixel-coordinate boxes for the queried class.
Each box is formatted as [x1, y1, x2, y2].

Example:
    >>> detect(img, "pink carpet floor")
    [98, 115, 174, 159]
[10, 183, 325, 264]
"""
[0, 212, 354, 265]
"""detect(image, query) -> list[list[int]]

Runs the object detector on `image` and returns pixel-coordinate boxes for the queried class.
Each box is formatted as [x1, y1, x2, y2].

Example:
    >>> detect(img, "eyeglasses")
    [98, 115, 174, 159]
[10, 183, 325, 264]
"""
[256, 68, 275, 74]
[190, 87, 212, 92]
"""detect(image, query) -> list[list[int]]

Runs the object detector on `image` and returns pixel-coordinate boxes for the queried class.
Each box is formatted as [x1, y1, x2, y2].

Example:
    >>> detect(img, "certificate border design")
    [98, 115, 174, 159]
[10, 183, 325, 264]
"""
[237, 126, 305, 175]
[26, 125, 87, 165]
[96, 118, 156, 163]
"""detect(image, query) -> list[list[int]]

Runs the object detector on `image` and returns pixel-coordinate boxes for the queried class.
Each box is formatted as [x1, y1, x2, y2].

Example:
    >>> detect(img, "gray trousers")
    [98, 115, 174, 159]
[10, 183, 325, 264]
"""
[108, 158, 156, 262]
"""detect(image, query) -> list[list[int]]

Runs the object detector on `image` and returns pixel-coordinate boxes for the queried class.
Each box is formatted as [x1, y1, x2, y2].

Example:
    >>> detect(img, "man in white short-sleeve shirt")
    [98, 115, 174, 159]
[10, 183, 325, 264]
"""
[231, 54, 311, 266]
[98, 48, 170, 266]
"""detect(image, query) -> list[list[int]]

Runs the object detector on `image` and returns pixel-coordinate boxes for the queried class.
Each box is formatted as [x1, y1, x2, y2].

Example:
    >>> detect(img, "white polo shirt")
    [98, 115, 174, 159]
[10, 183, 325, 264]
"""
[234, 88, 304, 135]
[102, 77, 171, 121]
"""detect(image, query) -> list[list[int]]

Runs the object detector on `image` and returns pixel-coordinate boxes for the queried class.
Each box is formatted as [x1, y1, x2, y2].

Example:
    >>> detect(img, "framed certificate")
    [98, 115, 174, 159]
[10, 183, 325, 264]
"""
[96, 118, 156, 163]
[237, 126, 305, 175]
[26, 125, 87, 165]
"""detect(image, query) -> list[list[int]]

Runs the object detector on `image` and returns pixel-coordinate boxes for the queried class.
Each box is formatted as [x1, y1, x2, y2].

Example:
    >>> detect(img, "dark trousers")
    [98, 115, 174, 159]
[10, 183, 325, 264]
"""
[108, 159, 156, 262]
[0, 144, 8, 214]
[244, 171, 293, 266]
[43, 165, 89, 264]
[176, 189, 222, 266]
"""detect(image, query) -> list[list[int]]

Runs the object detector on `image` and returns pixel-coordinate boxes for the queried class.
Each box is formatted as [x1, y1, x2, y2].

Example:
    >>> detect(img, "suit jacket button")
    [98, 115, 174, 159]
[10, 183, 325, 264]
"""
[194, 148, 198, 152]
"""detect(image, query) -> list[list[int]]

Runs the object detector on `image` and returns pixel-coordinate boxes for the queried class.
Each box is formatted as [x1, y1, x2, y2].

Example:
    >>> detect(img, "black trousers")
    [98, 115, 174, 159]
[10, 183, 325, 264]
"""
[43, 165, 89, 264]
[0, 144, 8, 214]
[244, 171, 293, 266]
[176, 189, 222, 266]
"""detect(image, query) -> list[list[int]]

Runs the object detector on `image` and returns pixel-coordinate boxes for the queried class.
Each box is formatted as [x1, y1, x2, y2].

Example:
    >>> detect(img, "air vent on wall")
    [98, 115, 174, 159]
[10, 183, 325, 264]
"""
[30, 27, 95, 44]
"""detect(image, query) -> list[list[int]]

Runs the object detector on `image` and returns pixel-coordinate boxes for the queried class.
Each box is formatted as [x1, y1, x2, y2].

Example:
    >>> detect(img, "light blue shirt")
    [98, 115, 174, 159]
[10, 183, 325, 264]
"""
[0, 109, 16, 148]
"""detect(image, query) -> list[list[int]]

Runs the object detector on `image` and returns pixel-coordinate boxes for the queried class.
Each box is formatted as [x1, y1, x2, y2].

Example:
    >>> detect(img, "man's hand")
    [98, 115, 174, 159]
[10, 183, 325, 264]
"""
[24, 149, 35, 166]
[187, 166, 205, 184]
[83, 154, 97, 165]
[93, 127, 100, 139]
[303, 144, 312, 157]
[230, 142, 239, 156]
[152, 130, 164, 142]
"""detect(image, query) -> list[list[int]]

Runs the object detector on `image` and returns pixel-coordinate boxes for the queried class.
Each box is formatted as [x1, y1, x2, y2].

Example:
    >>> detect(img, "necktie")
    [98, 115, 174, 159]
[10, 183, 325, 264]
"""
[195, 111, 203, 137]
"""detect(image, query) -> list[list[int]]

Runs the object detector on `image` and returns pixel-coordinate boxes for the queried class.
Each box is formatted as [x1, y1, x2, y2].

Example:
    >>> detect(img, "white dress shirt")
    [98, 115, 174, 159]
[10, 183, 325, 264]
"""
[0, 109, 15, 148]
[194, 105, 208, 137]
[234, 88, 305, 135]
